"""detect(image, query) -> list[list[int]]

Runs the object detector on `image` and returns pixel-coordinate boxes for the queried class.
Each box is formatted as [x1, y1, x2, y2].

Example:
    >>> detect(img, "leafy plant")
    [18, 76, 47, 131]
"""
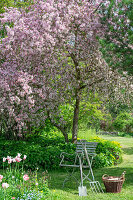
[89, 136, 122, 168]
[0, 135, 122, 170]
[113, 112, 133, 133]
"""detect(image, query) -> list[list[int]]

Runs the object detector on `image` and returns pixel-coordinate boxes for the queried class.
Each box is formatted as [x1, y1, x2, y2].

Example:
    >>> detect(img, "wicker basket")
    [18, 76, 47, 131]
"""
[102, 173, 125, 193]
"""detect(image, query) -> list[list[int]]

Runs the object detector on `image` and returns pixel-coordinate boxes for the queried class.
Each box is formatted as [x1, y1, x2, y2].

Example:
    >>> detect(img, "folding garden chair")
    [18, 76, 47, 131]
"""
[59, 140, 104, 195]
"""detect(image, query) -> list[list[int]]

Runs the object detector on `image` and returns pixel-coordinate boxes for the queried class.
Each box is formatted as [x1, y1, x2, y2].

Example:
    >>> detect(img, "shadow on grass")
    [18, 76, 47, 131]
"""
[122, 147, 133, 155]
[48, 166, 133, 192]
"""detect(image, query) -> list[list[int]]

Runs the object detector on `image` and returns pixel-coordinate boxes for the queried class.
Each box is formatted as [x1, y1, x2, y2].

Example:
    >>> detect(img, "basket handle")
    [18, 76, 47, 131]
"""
[120, 171, 126, 179]
[102, 174, 109, 179]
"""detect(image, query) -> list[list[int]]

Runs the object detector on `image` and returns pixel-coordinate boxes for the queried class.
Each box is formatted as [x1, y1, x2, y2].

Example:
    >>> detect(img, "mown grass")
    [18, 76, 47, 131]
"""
[0, 131, 132, 199]
[48, 132, 133, 200]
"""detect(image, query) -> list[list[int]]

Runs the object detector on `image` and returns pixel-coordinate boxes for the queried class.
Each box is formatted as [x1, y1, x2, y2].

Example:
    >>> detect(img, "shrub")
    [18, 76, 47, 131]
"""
[90, 136, 122, 168]
[113, 112, 133, 133]
[0, 136, 75, 171]
[0, 135, 122, 171]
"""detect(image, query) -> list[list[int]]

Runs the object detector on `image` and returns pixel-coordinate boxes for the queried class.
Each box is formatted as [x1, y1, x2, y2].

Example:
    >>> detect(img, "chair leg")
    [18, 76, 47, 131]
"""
[79, 157, 83, 187]
[84, 148, 95, 181]
[62, 168, 79, 187]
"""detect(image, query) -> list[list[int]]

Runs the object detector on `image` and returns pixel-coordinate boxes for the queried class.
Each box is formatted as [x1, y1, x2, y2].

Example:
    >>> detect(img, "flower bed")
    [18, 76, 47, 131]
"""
[0, 153, 50, 200]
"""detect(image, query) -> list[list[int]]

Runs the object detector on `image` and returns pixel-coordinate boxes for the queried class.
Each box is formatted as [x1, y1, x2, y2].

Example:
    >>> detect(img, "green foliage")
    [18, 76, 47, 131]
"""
[0, 0, 33, 13]
[0, 134, 122, 170]
[100, 0, 133, 75]
[88, 136, 122, 168]
[100, 114, 114, 132]
[40, 93, 105, 136]
[56, 104, 74, 133]
[15, 0, 34, 9]
[113, 112, 133, 133]
[0, 0, 14, 13]
[107, 101, 132, 117]
[0, 135, 76, 170]
[79, 93, 105, 131]
[28, 119, 57, 138]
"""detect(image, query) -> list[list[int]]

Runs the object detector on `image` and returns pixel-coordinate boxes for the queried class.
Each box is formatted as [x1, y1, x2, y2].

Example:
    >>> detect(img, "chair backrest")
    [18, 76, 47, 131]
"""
[76, 140, 98, 156]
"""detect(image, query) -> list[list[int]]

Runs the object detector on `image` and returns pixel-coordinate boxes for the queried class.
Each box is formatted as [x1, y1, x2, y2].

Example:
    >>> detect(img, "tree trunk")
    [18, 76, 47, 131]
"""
[53, 123, 69, 143]
[59, 127, 69, 143]
[47, 113, 69, 143]
[72, 90, 80, 143]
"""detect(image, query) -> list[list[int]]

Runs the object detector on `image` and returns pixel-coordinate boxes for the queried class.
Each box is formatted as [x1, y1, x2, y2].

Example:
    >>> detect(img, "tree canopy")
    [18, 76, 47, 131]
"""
[0, 0, 132, 142]
[100, 0, 133, 75]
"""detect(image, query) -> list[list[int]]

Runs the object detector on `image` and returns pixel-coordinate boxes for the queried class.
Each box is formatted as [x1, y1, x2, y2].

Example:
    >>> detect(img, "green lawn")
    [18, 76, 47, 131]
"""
[48, 135, 133, 200]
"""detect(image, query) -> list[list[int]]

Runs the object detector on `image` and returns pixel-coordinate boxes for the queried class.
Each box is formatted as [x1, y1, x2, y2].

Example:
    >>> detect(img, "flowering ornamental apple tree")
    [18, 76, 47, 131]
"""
[0, 0, 132, 143]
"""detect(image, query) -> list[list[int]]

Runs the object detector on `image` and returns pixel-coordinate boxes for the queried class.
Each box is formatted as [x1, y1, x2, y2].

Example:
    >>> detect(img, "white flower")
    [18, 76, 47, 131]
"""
[2, 183, 9, 189]
[6, 156, 11, 161]
[17, 153, 21, 158]
[23, 155, 27, 160]
[8, 159, 12, 164]
[3, 157, 6, 162]
[12, 158, 16, 162]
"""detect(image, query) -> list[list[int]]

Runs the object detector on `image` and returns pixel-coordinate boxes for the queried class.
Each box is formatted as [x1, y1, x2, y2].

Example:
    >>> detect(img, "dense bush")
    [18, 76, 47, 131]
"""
[0, 135, 75, 170]
[90, 136, 122, 168]
[113, 112, 133, 134]
[0, 135, 122, 170]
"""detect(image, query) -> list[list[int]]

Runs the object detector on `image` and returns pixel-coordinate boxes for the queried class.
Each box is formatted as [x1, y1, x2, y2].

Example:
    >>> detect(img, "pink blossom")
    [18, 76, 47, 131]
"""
[23, 155, 27, 160]
[3, 157, 6, 162]
[6, 156, 11, 161]
[0, 0, 131, 143]
[17, 153, 21, 158]
[23, 174, 29, 181]
[2, 183, 9, 189]
[12, 158, 16, 163]
[0, 175, 3, 182]
[8, 159, 12, 164]
[15, 157, 22, 162]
